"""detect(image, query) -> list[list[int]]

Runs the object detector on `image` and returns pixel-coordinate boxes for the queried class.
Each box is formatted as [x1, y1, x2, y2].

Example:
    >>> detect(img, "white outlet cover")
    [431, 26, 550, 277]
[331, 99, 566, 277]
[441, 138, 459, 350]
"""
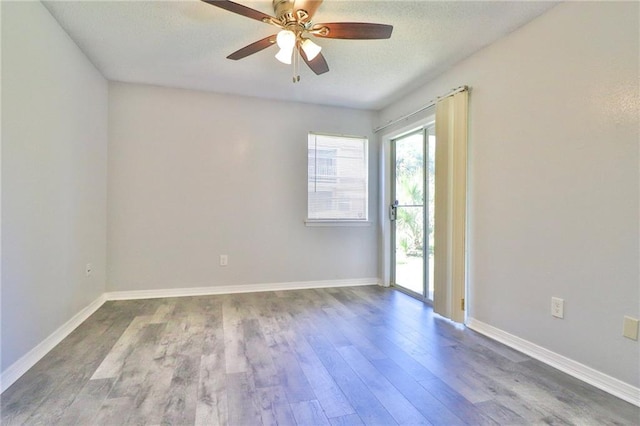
[551, 297, 564, 319]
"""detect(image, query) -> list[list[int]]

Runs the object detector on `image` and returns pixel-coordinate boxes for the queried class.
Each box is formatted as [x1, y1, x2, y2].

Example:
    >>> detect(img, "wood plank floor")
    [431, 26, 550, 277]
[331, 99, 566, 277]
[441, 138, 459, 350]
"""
[2, 286, 638, 425]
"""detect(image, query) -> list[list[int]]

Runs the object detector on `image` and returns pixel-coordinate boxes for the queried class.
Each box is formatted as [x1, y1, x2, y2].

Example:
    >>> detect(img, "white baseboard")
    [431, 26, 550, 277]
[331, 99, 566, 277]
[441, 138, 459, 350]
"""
[466, 317, 640, 407]
[0, 294, 107, 393]
[104, 277, 379, 300]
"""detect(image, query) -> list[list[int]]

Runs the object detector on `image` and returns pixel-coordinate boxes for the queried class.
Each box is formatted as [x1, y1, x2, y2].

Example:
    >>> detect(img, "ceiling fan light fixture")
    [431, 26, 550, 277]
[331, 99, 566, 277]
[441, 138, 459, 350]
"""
[275, 47, 293, 64]
[300, 38, 321, 61]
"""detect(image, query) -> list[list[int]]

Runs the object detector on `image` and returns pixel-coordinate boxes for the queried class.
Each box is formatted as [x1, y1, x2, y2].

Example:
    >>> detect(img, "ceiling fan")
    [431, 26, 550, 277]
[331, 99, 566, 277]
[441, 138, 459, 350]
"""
[201, 0, 393, 81]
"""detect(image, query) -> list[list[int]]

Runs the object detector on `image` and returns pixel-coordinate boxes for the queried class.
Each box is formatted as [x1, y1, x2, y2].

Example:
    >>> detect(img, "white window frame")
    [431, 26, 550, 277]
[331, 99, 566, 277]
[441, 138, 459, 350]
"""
[306, 132, 370, 226]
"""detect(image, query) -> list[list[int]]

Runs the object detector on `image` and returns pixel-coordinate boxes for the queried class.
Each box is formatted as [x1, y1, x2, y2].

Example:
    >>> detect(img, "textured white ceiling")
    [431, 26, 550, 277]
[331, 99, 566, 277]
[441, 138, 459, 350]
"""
[43, 0, 558, 110]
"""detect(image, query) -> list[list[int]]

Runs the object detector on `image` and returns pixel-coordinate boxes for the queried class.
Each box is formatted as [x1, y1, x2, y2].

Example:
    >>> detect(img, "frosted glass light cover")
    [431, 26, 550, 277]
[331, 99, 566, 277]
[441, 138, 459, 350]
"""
[301, 38, 321, 61]
[275, 48, 293, 64]
[276, 30, 296, 49]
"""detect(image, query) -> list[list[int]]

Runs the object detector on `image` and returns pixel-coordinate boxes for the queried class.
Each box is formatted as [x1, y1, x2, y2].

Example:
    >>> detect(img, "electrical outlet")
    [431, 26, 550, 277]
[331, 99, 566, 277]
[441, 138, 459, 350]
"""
[219, 255, 228, 267]
[551, 297, 564, 318]
[85, 263, 93, 277]
[623, 316, 639, 341]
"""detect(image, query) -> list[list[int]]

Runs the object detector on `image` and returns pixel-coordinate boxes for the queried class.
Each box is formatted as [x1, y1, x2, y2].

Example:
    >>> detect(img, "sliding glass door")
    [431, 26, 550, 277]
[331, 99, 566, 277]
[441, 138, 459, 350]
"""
[391, 126, 435, 300]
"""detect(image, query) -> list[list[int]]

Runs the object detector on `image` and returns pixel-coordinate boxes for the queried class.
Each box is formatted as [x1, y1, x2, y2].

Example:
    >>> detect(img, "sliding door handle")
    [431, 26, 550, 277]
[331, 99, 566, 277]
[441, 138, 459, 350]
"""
[389, 200, 399, 221]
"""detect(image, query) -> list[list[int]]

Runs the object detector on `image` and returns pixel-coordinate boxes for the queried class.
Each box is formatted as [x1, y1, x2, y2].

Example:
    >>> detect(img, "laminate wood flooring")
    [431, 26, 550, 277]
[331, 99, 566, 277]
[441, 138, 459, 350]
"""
[2, 286, 638, 425]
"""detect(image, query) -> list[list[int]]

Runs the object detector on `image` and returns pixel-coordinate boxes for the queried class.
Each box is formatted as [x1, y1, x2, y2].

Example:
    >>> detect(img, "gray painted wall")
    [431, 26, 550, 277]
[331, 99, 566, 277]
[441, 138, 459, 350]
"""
[1, 2, 108, 371]
[378, 1, 639, 387]
[107, 83, 378, 291]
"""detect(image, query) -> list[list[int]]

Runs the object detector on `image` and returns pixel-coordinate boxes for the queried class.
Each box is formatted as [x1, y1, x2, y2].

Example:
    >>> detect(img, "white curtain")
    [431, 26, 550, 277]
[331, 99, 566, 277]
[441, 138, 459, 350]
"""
[433, 90, 468, 323]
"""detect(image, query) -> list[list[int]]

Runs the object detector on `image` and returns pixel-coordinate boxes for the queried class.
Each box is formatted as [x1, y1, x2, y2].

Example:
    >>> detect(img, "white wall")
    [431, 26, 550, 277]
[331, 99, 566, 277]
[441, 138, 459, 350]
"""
[1, 2, 108, 372]
[378, 2, 639, 387]
[108, 83, 377, 291]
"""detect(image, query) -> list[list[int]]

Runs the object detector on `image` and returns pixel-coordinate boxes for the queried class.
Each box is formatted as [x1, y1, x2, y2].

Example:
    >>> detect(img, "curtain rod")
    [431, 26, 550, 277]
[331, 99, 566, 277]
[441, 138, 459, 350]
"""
[373, 85, 468, 133]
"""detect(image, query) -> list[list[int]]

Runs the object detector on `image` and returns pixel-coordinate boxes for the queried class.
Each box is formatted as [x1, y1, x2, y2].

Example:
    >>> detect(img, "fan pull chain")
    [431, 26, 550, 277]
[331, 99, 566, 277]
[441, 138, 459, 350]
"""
[292, 48, 300, 83]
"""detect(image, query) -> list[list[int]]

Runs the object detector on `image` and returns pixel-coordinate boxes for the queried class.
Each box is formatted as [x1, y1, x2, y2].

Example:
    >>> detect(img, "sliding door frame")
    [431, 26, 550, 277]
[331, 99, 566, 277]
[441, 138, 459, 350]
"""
[389, 125, 434, 303]
[379, 115, 435, 292]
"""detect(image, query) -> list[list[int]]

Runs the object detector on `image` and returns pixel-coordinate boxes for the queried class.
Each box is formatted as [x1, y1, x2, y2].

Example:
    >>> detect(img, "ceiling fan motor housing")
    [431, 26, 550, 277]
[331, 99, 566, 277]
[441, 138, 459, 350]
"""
[272, 0, 295, 22]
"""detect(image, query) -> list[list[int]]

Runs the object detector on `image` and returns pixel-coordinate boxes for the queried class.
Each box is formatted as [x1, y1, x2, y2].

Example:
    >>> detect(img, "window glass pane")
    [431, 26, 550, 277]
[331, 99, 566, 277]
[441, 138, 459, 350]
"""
[308, 133, 368, 221]
[393, 131, 424, 294]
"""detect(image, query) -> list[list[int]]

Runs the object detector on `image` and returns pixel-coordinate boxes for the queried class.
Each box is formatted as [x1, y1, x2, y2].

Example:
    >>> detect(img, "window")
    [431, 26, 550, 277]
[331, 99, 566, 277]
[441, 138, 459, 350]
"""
[307, 133, 368, 223]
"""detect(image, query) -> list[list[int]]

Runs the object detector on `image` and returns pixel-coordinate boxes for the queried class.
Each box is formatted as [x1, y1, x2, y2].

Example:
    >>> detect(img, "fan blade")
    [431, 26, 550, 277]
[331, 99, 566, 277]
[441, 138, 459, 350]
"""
[293, 0, 323, 20]
[312, 22, 393, 39]
[227, 35, 277, 60]
[201, 0, 274, 23]
[300, 47, 329, 75]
